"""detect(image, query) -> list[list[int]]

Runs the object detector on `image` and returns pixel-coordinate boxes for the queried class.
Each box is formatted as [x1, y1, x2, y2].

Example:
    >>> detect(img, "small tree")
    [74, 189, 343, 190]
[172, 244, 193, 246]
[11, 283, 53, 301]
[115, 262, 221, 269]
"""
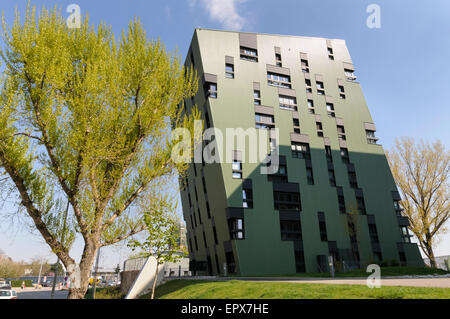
[128, 194, 186, 299]
[386, 138, 449, 268]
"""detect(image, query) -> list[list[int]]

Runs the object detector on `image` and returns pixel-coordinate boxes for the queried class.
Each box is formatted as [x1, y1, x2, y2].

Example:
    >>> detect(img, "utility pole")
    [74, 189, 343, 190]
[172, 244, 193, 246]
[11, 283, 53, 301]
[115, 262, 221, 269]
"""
[51, 200, 70, 298]
[92, 247, 101, 299]
[36, 259, 44, 289]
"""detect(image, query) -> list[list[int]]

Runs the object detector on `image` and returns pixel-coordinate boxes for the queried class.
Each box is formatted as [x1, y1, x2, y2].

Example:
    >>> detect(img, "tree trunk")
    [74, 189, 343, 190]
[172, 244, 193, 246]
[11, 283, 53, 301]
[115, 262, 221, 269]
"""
[151, 261, 159, 299]
[425, 242, 437, 268]
[65, 243, 98, 299]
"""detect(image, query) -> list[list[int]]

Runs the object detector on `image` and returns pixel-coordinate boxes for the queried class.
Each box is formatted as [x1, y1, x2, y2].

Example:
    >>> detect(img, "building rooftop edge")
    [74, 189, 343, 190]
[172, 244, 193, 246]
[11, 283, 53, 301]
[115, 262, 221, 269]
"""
[194, 28, 346, 43]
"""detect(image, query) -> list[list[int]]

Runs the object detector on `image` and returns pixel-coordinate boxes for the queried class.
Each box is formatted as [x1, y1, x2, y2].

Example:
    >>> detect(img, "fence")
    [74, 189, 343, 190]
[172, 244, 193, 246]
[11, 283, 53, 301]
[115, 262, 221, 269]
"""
[123, 257, 147, 272]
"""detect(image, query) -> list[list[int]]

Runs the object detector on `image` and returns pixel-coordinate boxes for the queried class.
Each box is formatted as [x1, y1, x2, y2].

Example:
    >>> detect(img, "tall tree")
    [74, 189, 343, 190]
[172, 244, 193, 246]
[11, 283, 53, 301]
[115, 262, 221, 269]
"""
[386, 138, 449, 268]
[0, 4, 199, 298]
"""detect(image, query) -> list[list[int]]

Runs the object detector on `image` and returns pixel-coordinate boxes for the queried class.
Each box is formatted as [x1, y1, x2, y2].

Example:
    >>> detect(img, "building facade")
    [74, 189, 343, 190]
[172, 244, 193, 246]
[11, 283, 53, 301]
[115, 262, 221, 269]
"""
[179, 29, 424, 276]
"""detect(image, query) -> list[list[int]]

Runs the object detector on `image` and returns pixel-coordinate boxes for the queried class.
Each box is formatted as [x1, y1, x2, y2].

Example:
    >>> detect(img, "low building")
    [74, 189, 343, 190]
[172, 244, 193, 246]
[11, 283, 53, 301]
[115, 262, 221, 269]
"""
[423, 256, 450, 271]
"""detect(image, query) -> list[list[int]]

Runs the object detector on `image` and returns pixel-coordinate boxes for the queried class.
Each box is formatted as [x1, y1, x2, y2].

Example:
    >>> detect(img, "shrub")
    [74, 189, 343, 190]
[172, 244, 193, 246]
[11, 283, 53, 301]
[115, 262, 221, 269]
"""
[380, 260, 389, 267]
[390, 259, 400, 267]
[10, 280, 32, 287]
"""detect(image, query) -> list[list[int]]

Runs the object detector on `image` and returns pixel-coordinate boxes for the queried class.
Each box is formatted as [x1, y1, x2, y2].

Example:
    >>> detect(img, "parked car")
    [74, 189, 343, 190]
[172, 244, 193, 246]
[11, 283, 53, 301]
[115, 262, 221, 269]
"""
[0, 289, 17, 299]
[41, 280, 54, 287]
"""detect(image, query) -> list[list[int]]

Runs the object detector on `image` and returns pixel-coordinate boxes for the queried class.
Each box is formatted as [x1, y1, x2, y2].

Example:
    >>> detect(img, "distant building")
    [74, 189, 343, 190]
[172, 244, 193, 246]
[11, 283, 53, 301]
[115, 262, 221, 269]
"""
[423, 256, 450, 271]
[0, 249, 8, 262]
[176, 222, 187, 250]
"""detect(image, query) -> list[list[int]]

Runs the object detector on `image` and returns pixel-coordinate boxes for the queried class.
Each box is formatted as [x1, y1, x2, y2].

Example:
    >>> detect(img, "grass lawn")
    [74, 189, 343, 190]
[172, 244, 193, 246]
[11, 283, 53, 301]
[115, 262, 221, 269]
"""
[84, 287, 124, 299]
[149, 279, 450, 299]
[241, 267, 450, 278]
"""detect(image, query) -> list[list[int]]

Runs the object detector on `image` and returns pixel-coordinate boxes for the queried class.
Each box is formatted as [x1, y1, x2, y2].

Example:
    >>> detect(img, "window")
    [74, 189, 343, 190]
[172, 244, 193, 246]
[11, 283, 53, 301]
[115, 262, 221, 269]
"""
[356, 194, 366, 214]
[305, 79, 312, 93]
[328, 169, 336, 186]
[212, 226, 218, 245]
[291, 142, 311, 159]
[254, 90, 261, 105]
[394, 200, 403, 215]
[268, 162, 288, 183]
[301, 59, 309, 73]
[242, 188, 253, 208]
[279, 95, 297, 110]
[205, 83, 217, 98]
[368, 223, 380, 243]
[206, 201, 211, 218]
[339, 85, 346, 99]
[280, 219, 302, 241]
[337, 125, 346, 139]
[366, 130, 378, 144]
[326, 103, 335, 117]
[400, 226, 412, 243]
[203, 231, 207, 248]
[328, 48, 334, 60]
[275, 53, 282, 67]
[225, 63, 234, 78]
[316, 122, 323, 137]
[293, 118, 300, 134]
[340, 148, 349, 163]
[344, 69, 356, 81]
[267, 72, 291, 88]
[255, 113, 275, 129]
[240, 46, 258, 62]
[306, 167, 314, 185]
[194, 235, 199, 251]
[197, 207, 202, 225]
[349, 172, 358, 189]
[190, 51, 195, 68]
[316, 81, 325, 95]
[225, 251, 236, 274]
[325, 146, 333, 162]
[229, 218, 244, 239]
[337, 191, 346, 214]
[307, 99, 315, 114]
[318, 212, 328, 241]
[232, 160, 242, 179]
[274, 191, 301, 211]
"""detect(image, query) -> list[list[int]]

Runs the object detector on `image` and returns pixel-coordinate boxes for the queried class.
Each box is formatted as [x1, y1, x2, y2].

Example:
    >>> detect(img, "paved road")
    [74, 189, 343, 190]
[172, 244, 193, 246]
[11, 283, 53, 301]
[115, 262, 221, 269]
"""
[16, 287, 69, 299]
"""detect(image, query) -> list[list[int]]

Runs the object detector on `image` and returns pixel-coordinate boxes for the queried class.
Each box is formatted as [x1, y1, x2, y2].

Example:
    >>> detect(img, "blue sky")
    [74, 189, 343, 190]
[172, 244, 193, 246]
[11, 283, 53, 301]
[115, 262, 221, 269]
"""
[0, 0, 449, 269]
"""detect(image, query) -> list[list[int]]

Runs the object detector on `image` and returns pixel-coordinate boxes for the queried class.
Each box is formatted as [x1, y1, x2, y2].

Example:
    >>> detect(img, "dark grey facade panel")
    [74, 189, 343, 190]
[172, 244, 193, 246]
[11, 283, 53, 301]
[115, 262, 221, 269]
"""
[273, 182, 300, 193]
[279, 210, 301, 220]
[278, 87, 296, 97]
[225, 55, 234, 64]
[239, 33, 257, 49]
[226, 207, 244, 219]
[254, 105, 274, 115]
[203, 73, 217, 84]
[266, 64, 290, 76]
[364, 122, 376, 131]
[397, 216, 410, 227]
[343, 62, 354, 71]
[290, 132, 310, 144]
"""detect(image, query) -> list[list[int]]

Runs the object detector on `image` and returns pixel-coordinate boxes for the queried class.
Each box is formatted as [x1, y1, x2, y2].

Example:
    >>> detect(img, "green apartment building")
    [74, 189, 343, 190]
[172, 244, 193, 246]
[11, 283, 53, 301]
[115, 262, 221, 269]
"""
[179, 29, 424, 276]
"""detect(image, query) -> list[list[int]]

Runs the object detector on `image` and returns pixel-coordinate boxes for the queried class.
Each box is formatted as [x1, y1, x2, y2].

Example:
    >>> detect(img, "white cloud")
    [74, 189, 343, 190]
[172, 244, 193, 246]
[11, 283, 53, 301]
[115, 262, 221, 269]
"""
[190, 0, 248, 31]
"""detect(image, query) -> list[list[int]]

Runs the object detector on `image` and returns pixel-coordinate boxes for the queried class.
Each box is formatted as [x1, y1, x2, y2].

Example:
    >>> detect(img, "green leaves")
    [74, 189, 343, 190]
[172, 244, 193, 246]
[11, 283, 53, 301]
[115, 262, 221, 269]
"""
[0, 2, 197, 283]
